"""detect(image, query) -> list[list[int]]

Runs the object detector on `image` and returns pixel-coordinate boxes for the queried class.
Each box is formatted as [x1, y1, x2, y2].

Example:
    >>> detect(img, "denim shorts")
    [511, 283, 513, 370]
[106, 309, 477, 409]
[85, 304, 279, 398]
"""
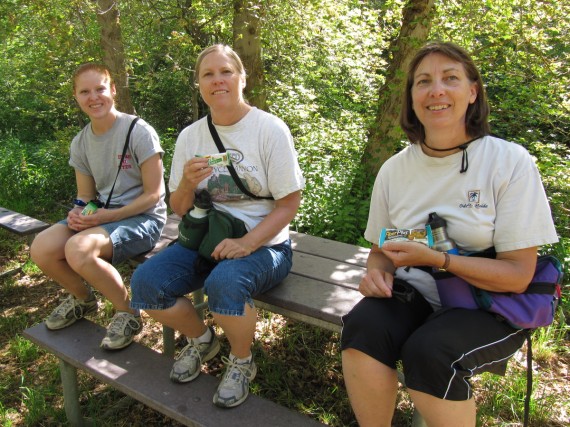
[58, 214, 163, 265]
[130, 240, 293, 316]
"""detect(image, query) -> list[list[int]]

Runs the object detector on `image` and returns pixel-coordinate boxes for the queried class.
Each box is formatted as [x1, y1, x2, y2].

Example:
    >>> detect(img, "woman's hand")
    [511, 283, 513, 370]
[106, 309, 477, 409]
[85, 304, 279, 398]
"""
[211, 237, 253, 261]
[170, 157, 212, 217]
[66, 207, 115, 231]
[359, 244, 398, 298]
[382, 241, 537, 293]
[359, 268, 395, 298]
[381, 241, 443, 269]
[182, 157, 212, 190]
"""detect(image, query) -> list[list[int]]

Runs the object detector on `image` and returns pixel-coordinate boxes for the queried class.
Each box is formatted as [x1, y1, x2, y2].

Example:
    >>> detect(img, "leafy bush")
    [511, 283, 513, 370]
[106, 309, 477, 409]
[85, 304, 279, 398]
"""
[0, 131, 75, 220]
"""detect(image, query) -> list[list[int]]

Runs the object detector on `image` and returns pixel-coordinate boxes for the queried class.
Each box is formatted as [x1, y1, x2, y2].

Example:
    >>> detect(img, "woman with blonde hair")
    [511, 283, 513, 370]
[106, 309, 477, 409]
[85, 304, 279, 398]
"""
[131, 45, 304, 408]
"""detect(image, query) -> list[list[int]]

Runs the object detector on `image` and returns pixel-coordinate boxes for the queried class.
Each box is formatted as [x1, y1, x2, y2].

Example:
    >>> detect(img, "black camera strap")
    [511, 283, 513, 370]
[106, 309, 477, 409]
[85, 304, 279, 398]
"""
[105, 117, 139, 209]
[206, 114, 273, 200]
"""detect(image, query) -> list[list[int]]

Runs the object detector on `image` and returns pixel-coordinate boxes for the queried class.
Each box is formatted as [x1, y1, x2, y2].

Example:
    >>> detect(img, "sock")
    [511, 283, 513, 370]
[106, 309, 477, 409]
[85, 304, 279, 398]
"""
[230, 353, 252, 364]
[195, 326, 212, 344]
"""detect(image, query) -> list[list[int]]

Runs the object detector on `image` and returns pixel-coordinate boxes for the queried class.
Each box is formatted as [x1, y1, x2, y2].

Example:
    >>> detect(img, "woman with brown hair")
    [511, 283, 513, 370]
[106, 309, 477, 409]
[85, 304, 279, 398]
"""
[341, 42, 558, 426]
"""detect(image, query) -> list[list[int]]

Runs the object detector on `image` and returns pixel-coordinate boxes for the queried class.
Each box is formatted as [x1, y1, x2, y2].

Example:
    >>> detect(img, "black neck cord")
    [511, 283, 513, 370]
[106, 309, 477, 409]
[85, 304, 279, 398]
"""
[421, 136, 480, 173]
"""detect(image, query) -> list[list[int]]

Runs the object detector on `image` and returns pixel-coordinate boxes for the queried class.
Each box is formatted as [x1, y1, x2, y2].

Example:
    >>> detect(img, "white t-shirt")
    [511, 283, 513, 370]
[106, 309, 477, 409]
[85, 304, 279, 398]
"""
[169, 108, 305, 246]
[70, 112, 167, 224]
[365, 135, 559, 307]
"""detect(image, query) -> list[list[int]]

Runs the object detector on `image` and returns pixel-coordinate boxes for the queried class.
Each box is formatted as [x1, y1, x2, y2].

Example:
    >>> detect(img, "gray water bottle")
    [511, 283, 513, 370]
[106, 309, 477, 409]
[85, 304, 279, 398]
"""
[426, 212, 459, 254]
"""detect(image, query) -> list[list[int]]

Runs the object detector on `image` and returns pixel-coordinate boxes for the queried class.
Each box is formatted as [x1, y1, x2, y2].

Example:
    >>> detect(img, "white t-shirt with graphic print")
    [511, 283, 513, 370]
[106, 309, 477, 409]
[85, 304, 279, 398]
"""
[169, 108, 305, 246]
[365, 135, 558, 307]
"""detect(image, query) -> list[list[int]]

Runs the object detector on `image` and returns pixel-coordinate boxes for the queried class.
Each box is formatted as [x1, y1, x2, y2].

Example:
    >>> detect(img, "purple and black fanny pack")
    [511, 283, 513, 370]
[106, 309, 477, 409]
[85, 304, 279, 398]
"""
[429, 252, 563, 329]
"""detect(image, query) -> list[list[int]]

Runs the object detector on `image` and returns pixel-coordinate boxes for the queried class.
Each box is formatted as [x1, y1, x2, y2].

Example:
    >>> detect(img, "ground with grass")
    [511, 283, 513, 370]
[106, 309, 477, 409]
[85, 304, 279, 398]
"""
[1, 231, 569, 426]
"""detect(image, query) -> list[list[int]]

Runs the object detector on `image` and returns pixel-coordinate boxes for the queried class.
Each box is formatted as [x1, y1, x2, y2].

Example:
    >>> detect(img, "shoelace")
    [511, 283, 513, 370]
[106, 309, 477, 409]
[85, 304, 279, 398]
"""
[53, 295, 83, 319]
[175, 338, 203, 363]
[220, 355, 255, 384]
[108, 312, 140, 335]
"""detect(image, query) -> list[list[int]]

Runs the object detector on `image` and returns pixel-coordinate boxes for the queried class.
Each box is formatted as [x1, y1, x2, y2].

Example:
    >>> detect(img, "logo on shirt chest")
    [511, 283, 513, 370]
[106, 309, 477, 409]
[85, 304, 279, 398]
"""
[120, 154, 132, 170]
[459, 190, 488, 209]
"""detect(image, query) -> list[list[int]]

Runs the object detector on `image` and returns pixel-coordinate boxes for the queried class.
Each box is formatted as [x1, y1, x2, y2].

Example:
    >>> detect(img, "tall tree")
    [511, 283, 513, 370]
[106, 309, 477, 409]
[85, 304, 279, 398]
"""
[363, 0, 435, 176]
[233, 0, 266, 110]
[94, 0, 134, 114]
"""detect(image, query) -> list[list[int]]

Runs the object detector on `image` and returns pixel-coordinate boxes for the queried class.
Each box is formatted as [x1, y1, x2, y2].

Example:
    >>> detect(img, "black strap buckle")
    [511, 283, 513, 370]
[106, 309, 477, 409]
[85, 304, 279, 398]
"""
[391, 279, 416, 303]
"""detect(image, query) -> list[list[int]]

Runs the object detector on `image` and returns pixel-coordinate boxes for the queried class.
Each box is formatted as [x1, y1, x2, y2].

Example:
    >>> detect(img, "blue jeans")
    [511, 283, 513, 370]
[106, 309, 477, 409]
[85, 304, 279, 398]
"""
[130, 240, 292, 316]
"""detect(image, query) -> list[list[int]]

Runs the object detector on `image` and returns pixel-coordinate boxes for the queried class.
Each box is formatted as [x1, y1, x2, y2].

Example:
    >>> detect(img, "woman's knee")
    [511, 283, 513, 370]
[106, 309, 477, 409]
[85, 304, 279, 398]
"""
[401, 330, 442, 372]
[131, 259, 167, 295]
[63, 235, 98, 270]
[30, 225, 69, 266]
[204, 272, 248, 306]
[342, 298, 393, 340]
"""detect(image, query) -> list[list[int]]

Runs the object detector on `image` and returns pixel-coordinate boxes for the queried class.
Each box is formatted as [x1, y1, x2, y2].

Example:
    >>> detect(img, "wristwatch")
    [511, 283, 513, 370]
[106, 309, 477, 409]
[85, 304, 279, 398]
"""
[73, 198, 87, 208]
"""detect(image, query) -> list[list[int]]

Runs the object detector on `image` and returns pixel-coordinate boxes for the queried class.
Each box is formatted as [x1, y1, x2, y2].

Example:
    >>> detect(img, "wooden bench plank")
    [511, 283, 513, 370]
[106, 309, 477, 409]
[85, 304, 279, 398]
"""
[255, 274, 363, 332]
[23, 320, 325, 427]
[291, 251, 364, 289]
[290, 230, 370, 267]
[0, 207, 50, 236]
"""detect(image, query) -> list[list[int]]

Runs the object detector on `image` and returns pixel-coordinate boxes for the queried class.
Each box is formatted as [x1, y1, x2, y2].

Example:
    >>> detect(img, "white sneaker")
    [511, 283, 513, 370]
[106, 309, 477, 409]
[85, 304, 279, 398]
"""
[45, 294, 98, 330]
[100, 312, 142, 350]
[170, 326, 220, 383]
[213, 354, 257, 408]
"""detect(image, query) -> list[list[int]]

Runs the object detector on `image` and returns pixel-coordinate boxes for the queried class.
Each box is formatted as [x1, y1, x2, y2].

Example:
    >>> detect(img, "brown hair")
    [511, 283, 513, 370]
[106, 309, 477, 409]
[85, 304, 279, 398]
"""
[194, 44, 246, 85]
[72, 63, 114, 93]
[400, 41, 490, 144]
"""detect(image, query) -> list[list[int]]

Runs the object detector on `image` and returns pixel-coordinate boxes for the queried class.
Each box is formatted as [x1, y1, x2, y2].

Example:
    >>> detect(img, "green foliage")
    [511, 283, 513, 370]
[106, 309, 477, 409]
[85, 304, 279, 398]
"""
[20, 385, 56, 425]
[120, 0, 234, 134]
[264, 0, 387, 243]
[8, 335, 40, 366]
[0, 2, 569, 423]
[0, 402, 15, 427]
[0, 133, 75, 219]
[526, 142, 570, 243]
[0, 0, 102, 143]
[432, 0, 570, 150]
[3, 0, 567, 244]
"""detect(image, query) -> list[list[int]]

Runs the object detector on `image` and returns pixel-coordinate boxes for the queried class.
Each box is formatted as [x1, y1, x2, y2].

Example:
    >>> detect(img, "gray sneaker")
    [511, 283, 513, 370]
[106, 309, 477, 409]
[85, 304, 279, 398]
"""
[45, 293, 98, 330]
[213, 355, 257, 408]
[170, 326, 220, 383]
[100, 312, 143, 350]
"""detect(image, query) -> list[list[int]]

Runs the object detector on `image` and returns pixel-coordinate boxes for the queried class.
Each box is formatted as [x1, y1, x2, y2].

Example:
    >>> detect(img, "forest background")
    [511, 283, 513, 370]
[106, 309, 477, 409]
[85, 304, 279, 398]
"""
[0, 0, 569, 425]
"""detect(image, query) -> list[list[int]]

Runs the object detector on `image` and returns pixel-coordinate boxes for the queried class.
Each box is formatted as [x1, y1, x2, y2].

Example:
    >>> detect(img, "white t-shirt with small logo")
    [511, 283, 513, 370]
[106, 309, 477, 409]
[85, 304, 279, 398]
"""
[364, 135, 558, 306]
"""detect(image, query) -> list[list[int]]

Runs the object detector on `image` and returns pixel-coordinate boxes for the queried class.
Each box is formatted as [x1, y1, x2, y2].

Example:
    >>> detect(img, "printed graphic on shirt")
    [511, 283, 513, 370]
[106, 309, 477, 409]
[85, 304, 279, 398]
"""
[120, 154, 132, 170]
[205, 149, 263, 202]
[459, 189, 488, 209]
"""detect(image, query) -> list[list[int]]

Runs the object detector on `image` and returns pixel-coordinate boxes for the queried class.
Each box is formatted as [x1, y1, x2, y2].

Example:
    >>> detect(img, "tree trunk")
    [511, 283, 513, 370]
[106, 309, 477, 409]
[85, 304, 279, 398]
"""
[363, 0, 435, 176]
[95, 0, 135, 114]
[233, 0, 266, 110]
